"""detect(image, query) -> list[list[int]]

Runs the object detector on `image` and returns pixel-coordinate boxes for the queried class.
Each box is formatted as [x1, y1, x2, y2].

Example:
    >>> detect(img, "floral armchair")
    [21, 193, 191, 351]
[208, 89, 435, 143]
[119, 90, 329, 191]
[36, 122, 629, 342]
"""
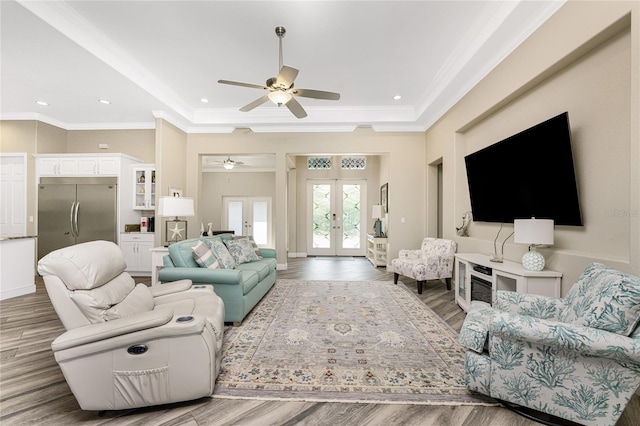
[458, 262, 640, 426]
[388, 237, 457, 294]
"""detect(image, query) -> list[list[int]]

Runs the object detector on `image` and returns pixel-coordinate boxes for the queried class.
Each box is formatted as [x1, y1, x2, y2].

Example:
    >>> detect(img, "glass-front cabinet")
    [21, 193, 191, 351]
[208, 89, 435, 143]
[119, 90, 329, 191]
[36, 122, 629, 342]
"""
[454, 258, 469, 311]
[133, 166, 155, 210]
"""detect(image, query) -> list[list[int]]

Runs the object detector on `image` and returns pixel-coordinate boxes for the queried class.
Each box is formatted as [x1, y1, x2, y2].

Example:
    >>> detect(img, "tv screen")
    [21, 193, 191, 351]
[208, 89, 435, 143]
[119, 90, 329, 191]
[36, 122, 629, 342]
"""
[464, 112, 582, 226]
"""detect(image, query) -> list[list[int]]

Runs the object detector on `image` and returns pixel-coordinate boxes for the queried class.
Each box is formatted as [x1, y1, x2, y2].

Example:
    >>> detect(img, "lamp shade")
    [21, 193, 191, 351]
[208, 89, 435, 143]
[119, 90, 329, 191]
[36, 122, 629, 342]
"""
[372, 204, 384, 219]
[157, 196, 195, 217]
[514, 218, 554, 245]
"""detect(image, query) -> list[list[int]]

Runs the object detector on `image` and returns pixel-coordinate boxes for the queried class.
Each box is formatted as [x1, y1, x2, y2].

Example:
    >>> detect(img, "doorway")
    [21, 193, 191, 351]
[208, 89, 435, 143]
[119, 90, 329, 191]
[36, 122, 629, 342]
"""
[306, 180, 366, 256]
[222, 197, 272, 247]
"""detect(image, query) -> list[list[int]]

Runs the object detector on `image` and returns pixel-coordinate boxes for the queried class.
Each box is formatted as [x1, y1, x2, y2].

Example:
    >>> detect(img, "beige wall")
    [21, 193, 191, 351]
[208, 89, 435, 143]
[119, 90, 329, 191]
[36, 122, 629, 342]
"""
[185, 129, 424, 267]
[425, 0, 639, 293]
[68, 129, 155, 163]
[155, 118, 188, 246]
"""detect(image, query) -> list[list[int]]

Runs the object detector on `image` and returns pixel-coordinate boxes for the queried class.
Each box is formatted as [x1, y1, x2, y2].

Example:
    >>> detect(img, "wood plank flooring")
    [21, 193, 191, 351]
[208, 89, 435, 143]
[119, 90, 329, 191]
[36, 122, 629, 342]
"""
[1, 256, 638, 425]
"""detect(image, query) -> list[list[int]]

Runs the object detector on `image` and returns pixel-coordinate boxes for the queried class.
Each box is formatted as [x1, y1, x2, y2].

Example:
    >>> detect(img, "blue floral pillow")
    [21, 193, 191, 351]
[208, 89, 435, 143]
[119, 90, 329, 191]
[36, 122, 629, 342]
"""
[224, 238, 261, 265]
[559, 262, 640, 336]
[207, 239, 236, 269]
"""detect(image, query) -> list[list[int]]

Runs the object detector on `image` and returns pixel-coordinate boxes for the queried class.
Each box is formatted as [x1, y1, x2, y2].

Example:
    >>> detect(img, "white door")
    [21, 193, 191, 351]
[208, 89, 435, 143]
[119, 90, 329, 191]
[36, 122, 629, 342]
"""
[307, 180, 366, 256]
[222, 197, 272, 247]
[0, 154, 27, 237]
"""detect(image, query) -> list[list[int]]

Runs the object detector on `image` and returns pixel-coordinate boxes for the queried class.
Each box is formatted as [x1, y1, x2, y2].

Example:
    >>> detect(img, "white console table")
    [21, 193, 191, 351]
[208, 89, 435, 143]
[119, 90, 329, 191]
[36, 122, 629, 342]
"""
[150, 246, 169, 287]
[454, 253, 562, 312]
[366, 234, 388, 267]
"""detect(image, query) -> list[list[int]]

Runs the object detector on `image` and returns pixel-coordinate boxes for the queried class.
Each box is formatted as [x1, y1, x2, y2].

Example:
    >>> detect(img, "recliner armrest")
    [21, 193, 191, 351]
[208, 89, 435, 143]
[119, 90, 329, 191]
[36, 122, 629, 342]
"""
[159, 267, 244, 285]
[459, 301, 494, 353]
[149, 279, 192, 297]
[51, 308, 174, 351]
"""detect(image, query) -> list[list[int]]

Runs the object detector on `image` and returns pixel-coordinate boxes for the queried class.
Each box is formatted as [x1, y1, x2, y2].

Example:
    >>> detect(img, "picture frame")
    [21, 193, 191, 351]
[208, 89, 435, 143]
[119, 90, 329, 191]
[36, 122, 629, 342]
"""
[380, 183, 388, 213]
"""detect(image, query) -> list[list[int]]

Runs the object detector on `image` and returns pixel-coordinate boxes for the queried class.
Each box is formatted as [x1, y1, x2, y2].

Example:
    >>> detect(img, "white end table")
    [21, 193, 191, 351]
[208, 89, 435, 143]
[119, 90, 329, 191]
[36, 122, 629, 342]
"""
[150, 246, 169, 286]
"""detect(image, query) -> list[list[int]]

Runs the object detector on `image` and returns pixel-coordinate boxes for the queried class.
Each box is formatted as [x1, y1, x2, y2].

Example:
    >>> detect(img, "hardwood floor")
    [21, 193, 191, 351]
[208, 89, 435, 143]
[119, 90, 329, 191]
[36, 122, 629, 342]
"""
[1, 256, 638, 425]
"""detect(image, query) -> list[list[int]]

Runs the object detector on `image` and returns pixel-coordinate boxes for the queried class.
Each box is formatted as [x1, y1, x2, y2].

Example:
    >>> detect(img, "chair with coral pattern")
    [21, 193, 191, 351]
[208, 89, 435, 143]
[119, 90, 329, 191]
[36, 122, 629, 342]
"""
[458, 262, 640, 426]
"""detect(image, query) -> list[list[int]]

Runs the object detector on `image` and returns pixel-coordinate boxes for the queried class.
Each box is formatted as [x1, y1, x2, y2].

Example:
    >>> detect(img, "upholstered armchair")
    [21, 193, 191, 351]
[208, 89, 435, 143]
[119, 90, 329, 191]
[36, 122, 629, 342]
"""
[38, 240, 225, 411]
[388, 237, 457, 294]
[458, 262, 640, 426]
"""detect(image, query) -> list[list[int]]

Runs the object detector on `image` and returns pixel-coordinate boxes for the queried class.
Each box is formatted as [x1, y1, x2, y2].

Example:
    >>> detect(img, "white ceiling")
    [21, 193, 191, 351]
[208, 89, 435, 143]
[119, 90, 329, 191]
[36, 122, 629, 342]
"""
[0, 0, 564, 133]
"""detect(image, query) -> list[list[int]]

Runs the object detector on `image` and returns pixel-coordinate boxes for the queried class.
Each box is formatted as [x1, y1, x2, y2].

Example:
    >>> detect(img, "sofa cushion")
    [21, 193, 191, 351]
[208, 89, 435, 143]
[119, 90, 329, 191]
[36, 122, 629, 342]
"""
[559, 262, 640, 336]
[224, 238, 261, 265]
[191, 240, 220, 269]
[208, 239, 236, 269]
[240, 270, 260, 295]
[168, 240, 204, 268]
[236, 260, 271, 281]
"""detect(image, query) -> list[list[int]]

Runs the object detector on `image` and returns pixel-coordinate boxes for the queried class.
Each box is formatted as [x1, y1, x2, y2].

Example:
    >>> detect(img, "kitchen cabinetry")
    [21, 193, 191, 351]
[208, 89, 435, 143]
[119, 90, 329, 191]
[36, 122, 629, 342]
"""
[366, 234, 388, 267]
[37, 155, 121, 176]
[133, 166, 155, 210]
[120, 233, 154, 275]
[454, 253, 562, 312]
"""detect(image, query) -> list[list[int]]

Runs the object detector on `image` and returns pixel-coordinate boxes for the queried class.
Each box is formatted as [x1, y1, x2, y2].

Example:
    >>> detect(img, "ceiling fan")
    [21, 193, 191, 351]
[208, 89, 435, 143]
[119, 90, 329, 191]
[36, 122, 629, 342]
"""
[218, 26, 340, 119]
[210, 156, 245, 170]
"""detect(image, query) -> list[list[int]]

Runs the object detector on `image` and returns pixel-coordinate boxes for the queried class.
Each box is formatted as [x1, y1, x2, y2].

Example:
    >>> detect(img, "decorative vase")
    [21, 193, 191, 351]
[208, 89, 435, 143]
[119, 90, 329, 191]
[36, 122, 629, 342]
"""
[522, 245, 545, 271]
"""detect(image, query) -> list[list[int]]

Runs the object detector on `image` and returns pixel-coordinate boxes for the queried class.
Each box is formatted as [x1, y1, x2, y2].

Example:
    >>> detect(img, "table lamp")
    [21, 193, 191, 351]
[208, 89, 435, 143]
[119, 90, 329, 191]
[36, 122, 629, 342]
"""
[157, 196, 195, 245]
[514, 218, 554, 271]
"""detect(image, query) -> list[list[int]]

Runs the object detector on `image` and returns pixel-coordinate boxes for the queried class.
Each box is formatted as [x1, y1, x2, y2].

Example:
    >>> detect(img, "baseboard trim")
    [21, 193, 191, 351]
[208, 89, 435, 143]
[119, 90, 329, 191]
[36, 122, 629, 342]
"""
[288, 253, 308, 258]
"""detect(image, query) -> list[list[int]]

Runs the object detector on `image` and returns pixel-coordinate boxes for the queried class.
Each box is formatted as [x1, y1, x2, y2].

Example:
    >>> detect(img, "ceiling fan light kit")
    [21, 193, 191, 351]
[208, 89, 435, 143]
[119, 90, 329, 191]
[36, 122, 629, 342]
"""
[218, 26, 340, 119]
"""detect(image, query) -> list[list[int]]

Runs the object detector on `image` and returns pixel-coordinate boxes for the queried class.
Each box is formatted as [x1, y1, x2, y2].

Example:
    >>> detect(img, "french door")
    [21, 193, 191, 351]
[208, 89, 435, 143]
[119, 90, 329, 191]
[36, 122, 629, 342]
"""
[307, 180, 366, 256]
[222, 197, 272, 247]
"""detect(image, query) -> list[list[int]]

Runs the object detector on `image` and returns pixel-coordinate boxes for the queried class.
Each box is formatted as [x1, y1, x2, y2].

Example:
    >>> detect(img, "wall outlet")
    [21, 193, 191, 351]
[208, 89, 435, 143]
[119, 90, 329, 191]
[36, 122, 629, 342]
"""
[98, 143, 109, 149]
[401, 217, 406, 224]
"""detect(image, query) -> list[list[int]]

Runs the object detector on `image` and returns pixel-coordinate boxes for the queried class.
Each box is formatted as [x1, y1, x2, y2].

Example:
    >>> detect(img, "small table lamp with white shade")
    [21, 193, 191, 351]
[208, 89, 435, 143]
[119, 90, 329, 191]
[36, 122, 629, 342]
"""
[514, 218, 554, 271]
[372, 204, 384, 237]
[157, 196, 195, 245]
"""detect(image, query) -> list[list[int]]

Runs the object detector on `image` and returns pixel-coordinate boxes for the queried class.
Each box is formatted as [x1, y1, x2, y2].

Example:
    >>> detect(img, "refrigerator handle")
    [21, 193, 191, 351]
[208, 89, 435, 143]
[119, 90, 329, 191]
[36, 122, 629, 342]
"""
[70, 202, 76, 237]
[74, 202, 80, 237]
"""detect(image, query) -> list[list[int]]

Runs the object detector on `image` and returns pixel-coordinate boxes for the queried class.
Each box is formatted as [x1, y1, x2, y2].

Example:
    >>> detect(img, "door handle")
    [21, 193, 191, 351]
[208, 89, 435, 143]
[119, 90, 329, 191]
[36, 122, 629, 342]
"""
[73, 202, 80, 237]
[69, 202, 76, 237]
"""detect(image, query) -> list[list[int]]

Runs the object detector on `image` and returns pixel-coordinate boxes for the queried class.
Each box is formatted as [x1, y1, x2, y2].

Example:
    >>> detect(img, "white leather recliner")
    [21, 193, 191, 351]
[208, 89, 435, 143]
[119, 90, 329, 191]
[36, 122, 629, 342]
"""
[37, 240, 225, 411]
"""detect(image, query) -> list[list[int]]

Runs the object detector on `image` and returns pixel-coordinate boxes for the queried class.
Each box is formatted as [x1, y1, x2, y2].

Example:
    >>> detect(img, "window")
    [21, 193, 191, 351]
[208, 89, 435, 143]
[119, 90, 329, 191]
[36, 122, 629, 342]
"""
[308, 157, 332, 170]
[341, 156, 366, 170]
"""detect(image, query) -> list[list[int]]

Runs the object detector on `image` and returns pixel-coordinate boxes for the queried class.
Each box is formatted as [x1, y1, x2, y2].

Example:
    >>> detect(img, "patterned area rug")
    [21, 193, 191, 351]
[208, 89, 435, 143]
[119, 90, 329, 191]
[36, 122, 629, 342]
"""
[213, 279, 494, 405]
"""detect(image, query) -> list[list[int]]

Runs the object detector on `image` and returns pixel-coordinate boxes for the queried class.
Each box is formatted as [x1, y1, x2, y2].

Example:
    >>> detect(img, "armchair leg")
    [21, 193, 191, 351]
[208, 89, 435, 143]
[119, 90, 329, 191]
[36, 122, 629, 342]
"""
[417, 281, 425, 294]
[393, 273, 399, 284]
[445, 278, 452, 291]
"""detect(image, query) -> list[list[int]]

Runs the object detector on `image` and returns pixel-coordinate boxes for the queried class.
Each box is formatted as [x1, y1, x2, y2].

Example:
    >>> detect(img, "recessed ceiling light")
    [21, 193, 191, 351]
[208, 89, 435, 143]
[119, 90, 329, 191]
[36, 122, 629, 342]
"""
[35, 100, 49, 106]
[201, 98, 209, 103]
[393, 95, 402, 100]
[98, 99, 111, 104]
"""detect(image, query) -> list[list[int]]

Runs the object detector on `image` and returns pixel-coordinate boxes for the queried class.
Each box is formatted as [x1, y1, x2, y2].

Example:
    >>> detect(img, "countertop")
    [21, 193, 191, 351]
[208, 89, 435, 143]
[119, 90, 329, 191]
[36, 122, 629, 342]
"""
[0, 235, 38, 241]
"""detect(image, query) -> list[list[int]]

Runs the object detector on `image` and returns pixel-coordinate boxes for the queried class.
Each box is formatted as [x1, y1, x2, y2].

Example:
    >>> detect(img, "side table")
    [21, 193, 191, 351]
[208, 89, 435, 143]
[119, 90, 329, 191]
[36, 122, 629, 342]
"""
[150, 246, 169, 287]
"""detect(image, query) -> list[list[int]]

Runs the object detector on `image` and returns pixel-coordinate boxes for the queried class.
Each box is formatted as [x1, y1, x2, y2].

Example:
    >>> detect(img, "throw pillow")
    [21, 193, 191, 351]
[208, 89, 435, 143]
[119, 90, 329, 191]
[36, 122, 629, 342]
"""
[207, 239, 236, 269]
[559, 262, 640, 336]
[191, 240, 220, 269]
[232, 235, 262, 259]
[224, 238, 261, 265]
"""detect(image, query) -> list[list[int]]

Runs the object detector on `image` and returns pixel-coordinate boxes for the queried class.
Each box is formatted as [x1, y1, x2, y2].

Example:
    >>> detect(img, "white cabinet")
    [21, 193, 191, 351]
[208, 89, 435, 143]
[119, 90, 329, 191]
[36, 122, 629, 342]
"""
[133, 166, 155, 210]
[120, 233, 154, 275]
[366, 234, 388, 266]
[454, 253, 562, 312]
[37, 155, 122, 177]
[38, 157, 79, 175]
[78, 157, 120, 175]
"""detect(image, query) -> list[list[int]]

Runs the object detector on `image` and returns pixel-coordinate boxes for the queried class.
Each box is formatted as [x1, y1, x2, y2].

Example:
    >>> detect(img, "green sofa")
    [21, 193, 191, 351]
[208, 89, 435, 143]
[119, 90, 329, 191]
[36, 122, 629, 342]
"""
[158, 234, 276, 324]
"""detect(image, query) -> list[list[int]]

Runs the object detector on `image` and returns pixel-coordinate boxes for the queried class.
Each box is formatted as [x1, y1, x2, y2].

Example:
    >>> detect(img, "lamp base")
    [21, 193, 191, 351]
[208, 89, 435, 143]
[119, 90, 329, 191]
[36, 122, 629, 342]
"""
[373, 219, 383, 238]
[522, 245, 545, 271]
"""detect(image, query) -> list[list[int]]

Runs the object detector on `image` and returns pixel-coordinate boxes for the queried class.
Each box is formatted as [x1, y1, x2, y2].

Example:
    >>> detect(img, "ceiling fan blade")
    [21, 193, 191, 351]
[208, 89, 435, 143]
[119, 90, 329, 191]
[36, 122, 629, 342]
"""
[275, 66, 299, 88]
[218, 79, 269, 90]
[240, 94, 270, 112]
[285, 97, 307, 119]
[291, 88, 340, 101]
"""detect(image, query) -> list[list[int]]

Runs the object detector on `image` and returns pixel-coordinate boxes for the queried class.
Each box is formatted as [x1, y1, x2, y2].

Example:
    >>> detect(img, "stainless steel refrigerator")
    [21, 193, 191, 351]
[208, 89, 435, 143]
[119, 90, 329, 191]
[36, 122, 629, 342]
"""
[38, 177, 118, 260]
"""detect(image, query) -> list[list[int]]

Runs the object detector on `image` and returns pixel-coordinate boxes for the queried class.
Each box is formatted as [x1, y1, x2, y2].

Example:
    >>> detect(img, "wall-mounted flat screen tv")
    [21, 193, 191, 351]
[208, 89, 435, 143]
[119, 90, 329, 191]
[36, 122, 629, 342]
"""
[464, 112, 582, 226]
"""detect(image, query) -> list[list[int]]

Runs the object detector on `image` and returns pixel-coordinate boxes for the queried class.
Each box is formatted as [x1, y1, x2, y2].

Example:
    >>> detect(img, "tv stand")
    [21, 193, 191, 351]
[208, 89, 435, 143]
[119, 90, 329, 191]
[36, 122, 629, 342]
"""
[454, 253, 562, 312]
